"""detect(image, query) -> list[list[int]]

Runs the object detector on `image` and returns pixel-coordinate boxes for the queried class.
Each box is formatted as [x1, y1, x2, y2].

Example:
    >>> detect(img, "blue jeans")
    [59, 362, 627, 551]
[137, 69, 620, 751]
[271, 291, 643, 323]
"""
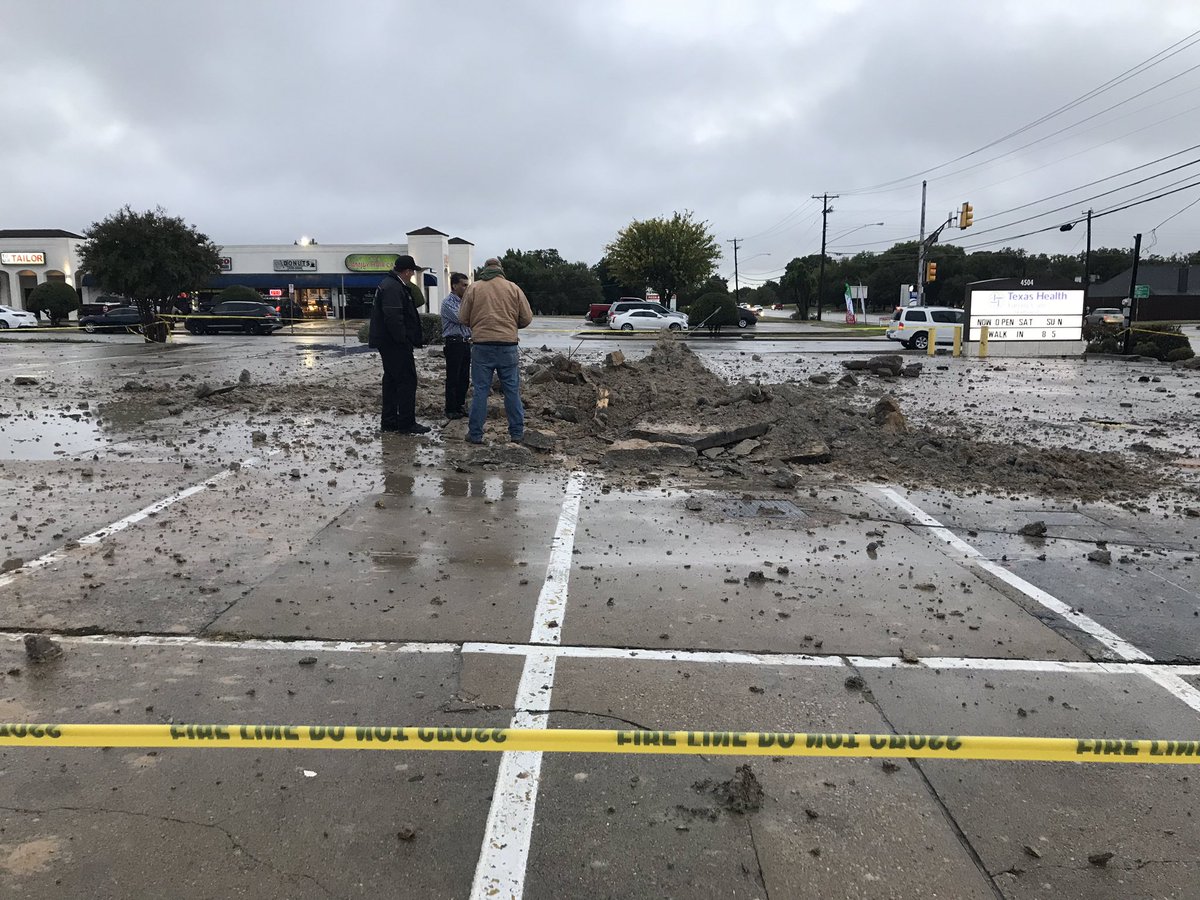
[469, 344, 523, 440]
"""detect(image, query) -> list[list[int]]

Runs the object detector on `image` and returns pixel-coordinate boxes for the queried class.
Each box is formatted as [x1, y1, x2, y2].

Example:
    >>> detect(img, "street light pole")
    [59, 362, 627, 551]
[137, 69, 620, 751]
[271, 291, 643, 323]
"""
[1059, 208, 1094, 308]
[727, 238, 741, 305]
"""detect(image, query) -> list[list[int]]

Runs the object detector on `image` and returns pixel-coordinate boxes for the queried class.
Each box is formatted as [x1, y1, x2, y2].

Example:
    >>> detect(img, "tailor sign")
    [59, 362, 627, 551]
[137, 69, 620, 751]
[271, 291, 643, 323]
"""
[1, 251, 45, 265]
[964, 278, 1084, 342]
[344, 253, 399, 272]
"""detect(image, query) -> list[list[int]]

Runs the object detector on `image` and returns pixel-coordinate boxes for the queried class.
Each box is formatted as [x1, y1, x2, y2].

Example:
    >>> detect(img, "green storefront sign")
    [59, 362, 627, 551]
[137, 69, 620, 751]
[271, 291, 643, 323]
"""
[345, 253, 399, 273]
[1133, 284, 1150, 300]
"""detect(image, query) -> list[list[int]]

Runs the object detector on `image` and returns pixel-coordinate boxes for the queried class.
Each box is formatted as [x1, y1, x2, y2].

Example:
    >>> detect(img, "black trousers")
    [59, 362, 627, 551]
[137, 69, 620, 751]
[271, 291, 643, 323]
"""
[444, 339, 471, 414]
[378, 344, 417, 430]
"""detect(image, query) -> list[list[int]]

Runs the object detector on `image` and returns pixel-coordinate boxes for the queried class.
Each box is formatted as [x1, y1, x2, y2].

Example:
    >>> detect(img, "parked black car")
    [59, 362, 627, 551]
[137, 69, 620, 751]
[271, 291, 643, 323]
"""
[78, 306, 164, 334]
[186, 301, 282, 335]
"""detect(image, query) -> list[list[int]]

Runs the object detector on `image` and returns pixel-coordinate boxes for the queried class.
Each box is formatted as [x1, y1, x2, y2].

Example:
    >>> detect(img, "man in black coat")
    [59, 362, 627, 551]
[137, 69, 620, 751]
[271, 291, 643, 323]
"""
[368, 255, 430, 434]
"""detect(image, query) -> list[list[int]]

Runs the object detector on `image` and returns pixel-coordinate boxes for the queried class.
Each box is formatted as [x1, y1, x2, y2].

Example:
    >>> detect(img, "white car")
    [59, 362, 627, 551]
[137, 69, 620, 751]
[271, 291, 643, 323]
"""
[886, 306, 965, 350]
[609, 309, 685, 332]
[0, 306, 39, 329]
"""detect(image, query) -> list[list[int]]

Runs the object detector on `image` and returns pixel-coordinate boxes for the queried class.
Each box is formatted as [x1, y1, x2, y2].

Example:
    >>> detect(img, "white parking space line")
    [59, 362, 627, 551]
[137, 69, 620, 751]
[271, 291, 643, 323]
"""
[0, 457, 269, 591]
[873, 487, 1154, 663]
[470, 472, 585, 900]
[1141, 668, 1200, 715]
[0, 634, 459, 655]
[9, 633, 1200, 679]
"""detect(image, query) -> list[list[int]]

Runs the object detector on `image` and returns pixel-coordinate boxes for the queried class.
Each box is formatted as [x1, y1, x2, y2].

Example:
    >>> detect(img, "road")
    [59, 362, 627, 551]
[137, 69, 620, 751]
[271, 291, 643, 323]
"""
[0, 324, 1198, 898]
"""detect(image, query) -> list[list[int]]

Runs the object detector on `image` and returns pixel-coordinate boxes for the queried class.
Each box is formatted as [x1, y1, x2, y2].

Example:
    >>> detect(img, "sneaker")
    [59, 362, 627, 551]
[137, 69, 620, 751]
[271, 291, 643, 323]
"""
[445, 411, 465, 420]
[398, 423, 431, 435]
[509, 435, 524, 443]
[466, 435, 485, 445]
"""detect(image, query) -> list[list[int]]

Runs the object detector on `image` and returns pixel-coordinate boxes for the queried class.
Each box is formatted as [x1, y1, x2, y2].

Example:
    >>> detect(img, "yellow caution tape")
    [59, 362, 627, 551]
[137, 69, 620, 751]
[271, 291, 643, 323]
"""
[0, 724, 1198, 763]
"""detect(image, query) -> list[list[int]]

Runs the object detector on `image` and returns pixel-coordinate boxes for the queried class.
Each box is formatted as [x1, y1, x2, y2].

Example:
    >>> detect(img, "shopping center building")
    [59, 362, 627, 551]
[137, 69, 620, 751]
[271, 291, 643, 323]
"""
[0, 226, 473, 318]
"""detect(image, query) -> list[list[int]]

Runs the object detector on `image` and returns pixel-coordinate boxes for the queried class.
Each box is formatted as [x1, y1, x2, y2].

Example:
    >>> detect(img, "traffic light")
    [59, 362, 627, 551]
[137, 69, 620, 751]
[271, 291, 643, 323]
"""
[926, 261, 938, 282]
[960, 201, 974, 229]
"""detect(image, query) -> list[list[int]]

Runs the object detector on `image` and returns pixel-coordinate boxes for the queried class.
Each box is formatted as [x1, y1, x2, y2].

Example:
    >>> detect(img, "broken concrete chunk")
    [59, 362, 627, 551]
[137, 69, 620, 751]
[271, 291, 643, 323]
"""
[731, 439, 761, 457]
[837, 373, 859, 387]
[604, 350, 626, 368]
[1086, 549, 1112, 564]
[901, 364, 923, 378]
[809, 373, 832, 385]
[873, 396, 908, 434]
[519, 429, 557, 452]
[602, 439, 697, 468]
[14, 376, 39, 386]
[684, 497, 704, 511]
[772, 469, 799, 489]
[1018, 521, 1048, 538]
[843, 355, 903, 376]
[1, 557, 24, 573]
[24, 634, 63, 663]
[782, 442, 831, 465]
[628, 422, 769, 452]
[1087, 851, 1114, 867]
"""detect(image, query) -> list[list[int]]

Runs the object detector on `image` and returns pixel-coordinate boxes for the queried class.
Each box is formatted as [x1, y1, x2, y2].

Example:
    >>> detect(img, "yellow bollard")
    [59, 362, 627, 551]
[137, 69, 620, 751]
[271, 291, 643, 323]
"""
[927, 327, 937, 356]
[952, 325, 961, 357]
[979, 325, 989, 358]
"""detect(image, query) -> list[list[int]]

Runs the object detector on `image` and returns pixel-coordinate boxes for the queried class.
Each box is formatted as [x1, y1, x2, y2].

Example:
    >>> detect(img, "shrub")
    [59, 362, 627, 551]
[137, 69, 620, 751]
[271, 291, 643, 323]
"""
[420, 313, 443, 345]
[26, 281, 81, 326]
[688, 292, 738, 332]
[1125, 323, 1191, 361]
[1133, 341, 1159, 358]
[1167, 346, 1195, 362]
[216, 285, 264, 304]
[357, 321, 370, 344]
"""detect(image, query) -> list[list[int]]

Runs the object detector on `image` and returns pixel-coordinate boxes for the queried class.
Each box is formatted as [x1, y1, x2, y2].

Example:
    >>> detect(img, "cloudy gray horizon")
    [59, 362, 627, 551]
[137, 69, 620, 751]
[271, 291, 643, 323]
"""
[5, 0, 1199, 286]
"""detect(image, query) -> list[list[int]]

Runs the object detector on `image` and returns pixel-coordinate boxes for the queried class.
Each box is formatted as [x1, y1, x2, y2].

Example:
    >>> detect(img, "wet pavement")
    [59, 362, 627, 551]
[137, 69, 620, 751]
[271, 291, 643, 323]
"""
[2, 329, 1200, 898]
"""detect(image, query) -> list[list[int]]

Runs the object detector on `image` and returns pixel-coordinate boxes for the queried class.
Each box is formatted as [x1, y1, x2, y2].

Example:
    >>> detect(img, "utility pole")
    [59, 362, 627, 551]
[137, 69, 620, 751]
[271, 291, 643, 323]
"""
[917, 180, 927, 306]
[1122, 232, 1142, 355]
[812, 193, 838, 321]
[1084, 208, 1093, 310]
[727, 238, 741, 305]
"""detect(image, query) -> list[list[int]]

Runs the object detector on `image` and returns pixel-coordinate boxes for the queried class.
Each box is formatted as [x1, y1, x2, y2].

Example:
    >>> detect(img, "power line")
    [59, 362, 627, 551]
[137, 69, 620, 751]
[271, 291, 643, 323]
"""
[836, 28, 1200, 195]
[954, 177, 1200, 250]
[832, 145, 1200, 251]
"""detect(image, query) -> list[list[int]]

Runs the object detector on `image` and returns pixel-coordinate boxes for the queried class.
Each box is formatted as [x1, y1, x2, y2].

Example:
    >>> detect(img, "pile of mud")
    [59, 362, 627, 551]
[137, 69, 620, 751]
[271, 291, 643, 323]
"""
[514, 340, 1180, 502]
[92, 339, 1192, 502]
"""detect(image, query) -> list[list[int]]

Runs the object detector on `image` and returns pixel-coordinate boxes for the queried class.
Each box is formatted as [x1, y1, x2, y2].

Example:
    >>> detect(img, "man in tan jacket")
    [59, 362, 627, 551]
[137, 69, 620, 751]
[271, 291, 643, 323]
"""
[458, 258, 533, 444]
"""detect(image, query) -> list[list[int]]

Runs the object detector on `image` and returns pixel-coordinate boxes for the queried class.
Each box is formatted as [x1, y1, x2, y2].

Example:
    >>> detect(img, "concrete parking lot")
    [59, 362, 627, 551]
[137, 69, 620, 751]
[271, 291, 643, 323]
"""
[1, 325, 1199, 898]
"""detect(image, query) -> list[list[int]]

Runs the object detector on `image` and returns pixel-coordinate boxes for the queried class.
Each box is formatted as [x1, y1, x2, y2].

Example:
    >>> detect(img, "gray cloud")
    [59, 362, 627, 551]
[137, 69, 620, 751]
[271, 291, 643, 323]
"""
[5, 0, 1198, 282]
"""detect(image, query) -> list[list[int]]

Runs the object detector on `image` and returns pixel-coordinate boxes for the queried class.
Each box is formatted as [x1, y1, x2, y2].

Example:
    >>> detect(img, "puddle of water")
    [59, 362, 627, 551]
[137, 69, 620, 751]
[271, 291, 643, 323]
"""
[0, 411, 106, 460]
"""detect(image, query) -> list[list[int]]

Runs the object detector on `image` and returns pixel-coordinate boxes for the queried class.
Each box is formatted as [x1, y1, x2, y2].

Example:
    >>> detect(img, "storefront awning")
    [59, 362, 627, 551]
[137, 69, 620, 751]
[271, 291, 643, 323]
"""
[81, 273, 387, 289]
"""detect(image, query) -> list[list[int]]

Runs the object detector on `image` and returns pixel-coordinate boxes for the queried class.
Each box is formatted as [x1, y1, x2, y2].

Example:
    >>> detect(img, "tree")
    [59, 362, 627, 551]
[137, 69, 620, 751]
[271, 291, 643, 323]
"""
[495, 249, 603, 315]
[79, 205, 220, 342]
[605, 211, 720, 306]
[26, 281, 80, 326]
[592, 256, 646, 305]
[688, 292, 739, 334]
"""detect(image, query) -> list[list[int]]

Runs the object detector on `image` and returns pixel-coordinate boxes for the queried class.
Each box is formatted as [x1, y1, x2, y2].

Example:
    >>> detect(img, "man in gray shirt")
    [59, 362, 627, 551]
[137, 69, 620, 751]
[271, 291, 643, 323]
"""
[440, 272, 471, 419]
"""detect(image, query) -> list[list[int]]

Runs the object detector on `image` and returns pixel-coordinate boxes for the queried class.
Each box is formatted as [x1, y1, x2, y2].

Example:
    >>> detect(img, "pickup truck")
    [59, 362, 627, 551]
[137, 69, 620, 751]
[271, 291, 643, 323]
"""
[585, 296, 644, 325]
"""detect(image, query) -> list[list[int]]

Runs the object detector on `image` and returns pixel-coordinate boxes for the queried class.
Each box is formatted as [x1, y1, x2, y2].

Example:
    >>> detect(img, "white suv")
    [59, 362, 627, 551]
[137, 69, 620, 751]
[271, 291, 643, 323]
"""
[607, 300, 687, 323]
[886, 306, 965, 350]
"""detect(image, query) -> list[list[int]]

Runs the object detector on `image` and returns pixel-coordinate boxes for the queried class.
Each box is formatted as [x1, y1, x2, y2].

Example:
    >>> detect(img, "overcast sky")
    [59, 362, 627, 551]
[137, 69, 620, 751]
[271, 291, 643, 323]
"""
[6, 0, 1200, 284]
